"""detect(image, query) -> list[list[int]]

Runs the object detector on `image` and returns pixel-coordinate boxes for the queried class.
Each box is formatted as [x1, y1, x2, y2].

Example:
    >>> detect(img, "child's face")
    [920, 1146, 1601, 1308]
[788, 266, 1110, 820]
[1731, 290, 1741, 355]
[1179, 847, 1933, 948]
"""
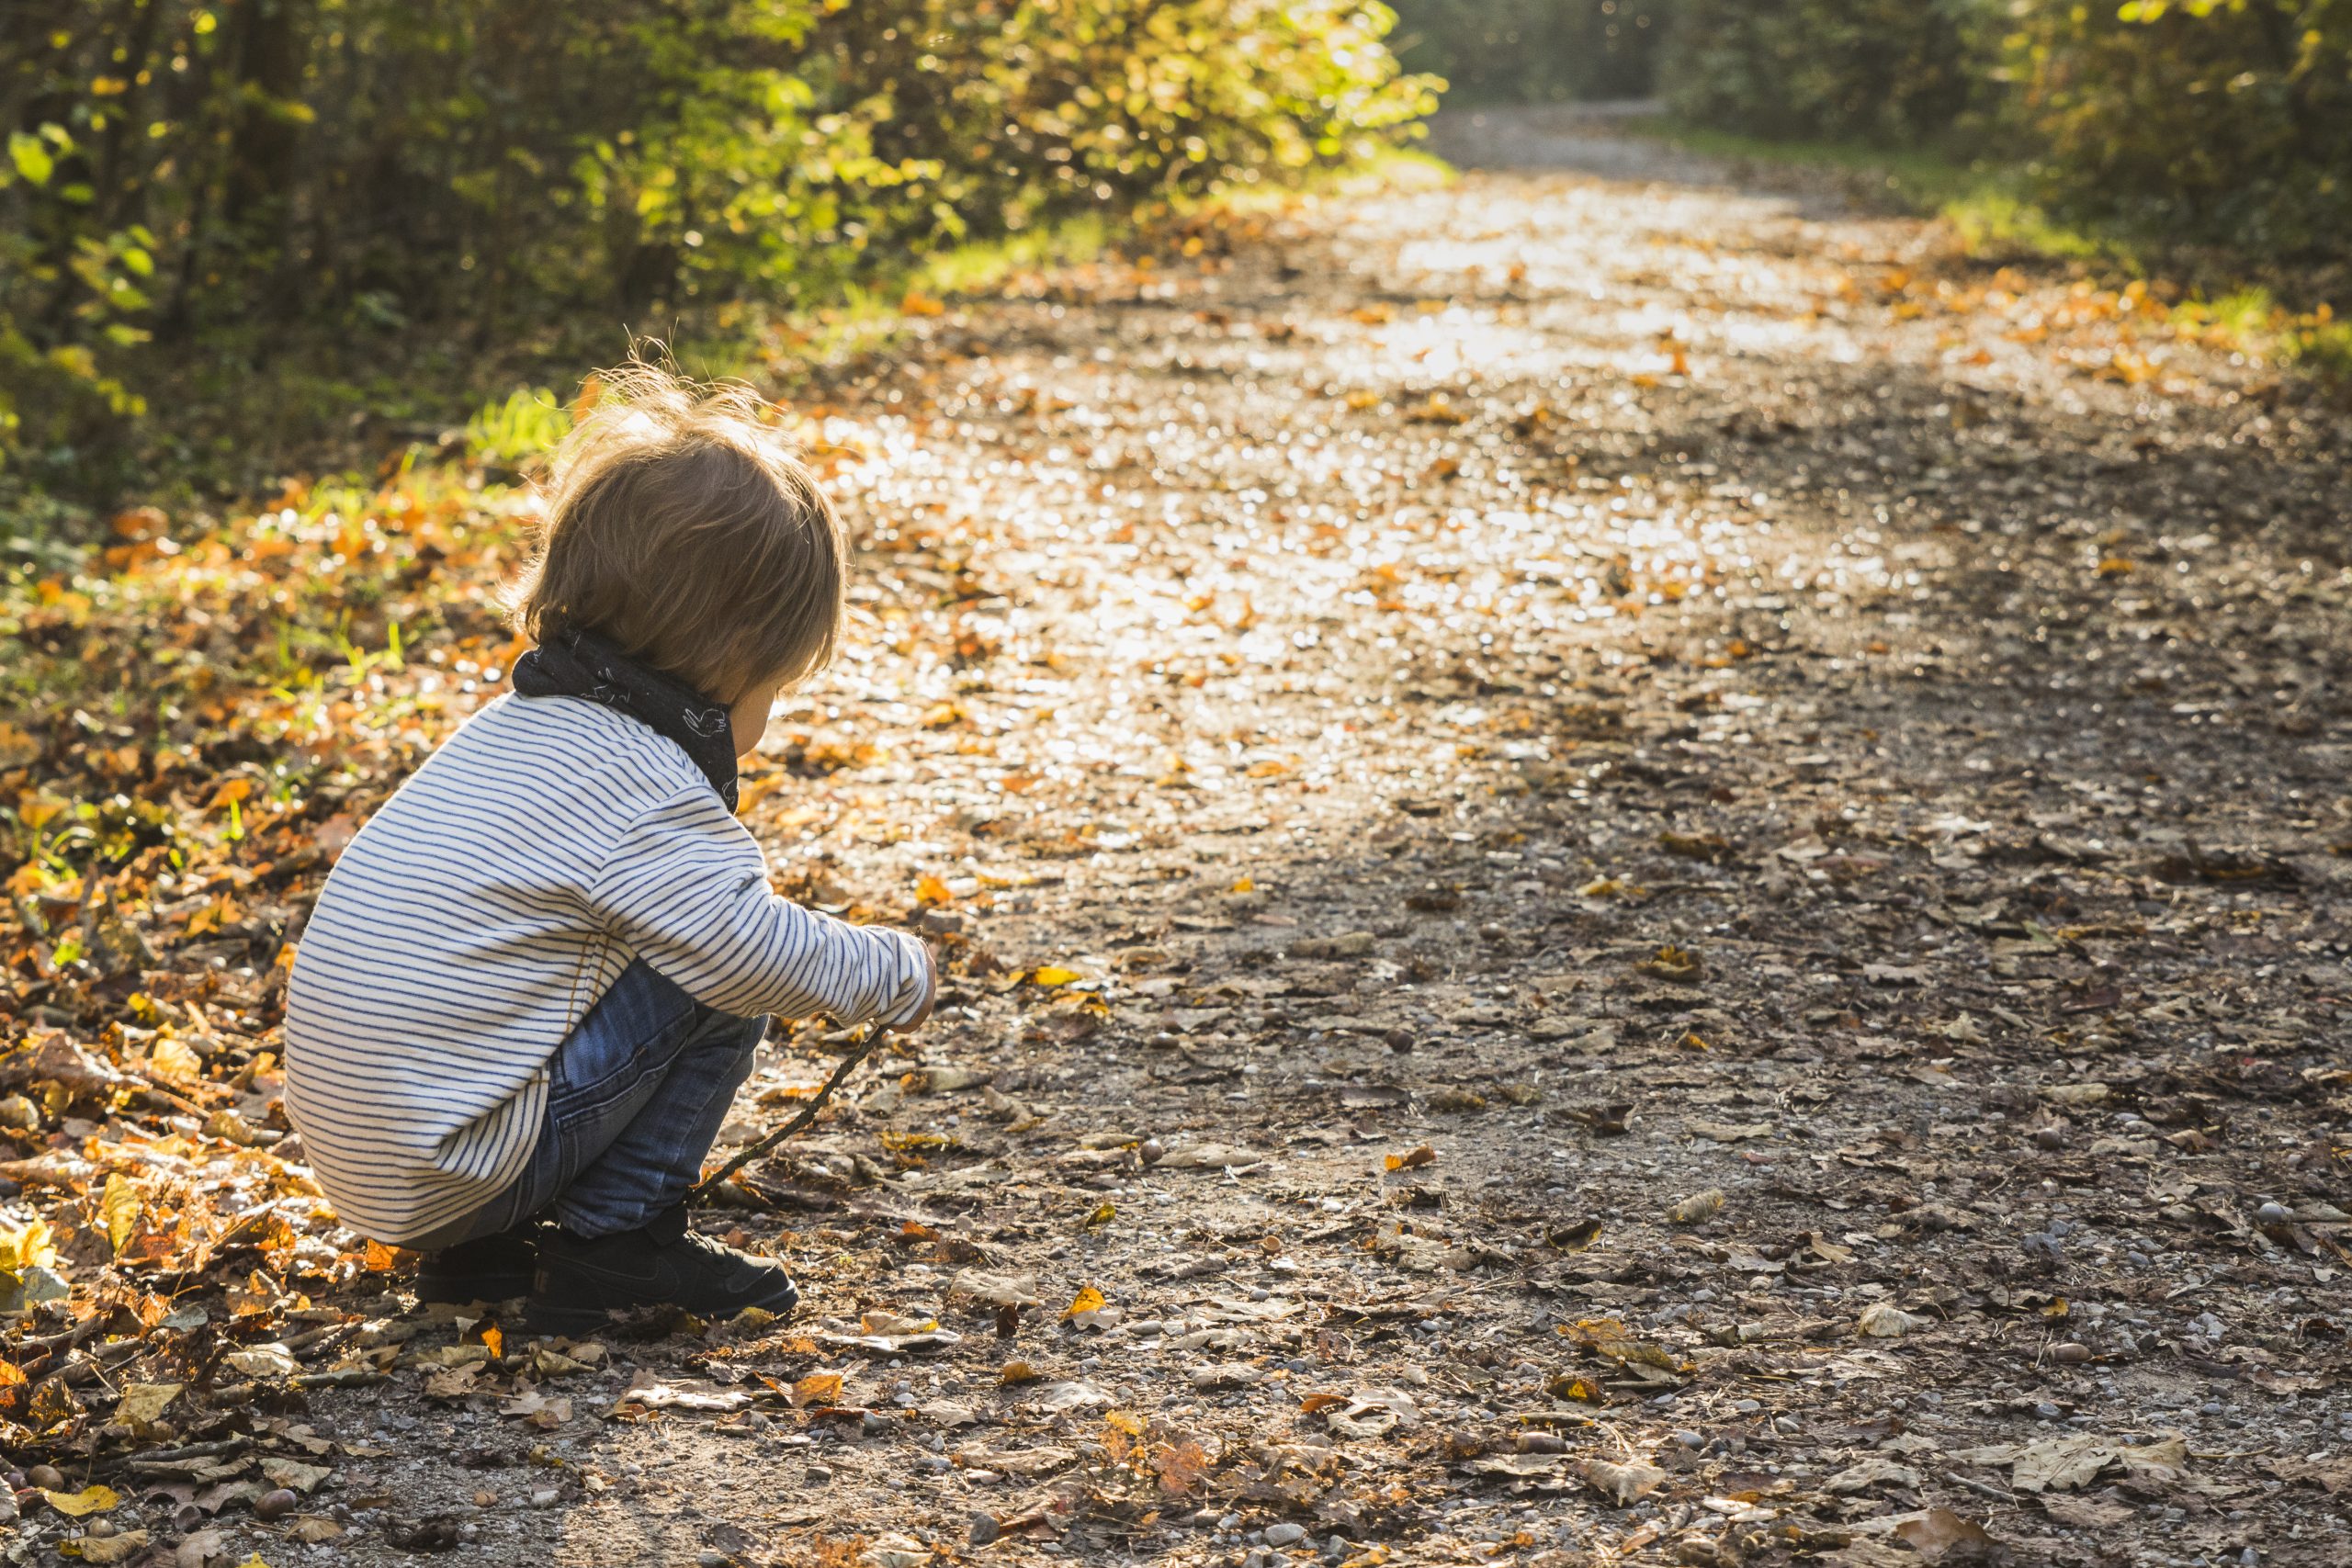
[728, 680, 782, 759]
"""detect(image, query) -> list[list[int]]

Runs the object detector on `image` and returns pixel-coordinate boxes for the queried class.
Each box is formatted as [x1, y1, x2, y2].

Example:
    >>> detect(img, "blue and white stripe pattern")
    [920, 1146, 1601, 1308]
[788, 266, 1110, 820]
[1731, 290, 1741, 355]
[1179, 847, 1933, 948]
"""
[285, 693, 928, 1242]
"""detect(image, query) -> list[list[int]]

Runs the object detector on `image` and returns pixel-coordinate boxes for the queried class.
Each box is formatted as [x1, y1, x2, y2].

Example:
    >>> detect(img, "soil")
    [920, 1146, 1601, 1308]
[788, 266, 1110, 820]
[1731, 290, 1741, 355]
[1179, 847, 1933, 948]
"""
[6, 107, 2351, 1568]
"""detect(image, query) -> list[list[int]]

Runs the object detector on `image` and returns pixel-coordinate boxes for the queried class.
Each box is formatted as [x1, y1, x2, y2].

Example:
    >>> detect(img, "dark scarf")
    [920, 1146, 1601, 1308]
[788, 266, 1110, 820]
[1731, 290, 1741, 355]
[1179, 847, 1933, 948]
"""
[512, 626, 740, 810]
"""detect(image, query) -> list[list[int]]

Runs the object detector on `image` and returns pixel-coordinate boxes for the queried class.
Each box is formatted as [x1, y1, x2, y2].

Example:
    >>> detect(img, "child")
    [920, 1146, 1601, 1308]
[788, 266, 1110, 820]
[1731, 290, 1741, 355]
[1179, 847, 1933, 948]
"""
[284, 367, 934, 1332]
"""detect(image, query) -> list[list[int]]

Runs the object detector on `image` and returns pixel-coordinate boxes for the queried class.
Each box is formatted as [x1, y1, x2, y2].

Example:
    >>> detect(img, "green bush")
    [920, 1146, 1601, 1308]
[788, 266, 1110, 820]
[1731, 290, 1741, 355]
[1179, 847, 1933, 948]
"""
[1387, 1, 1673, 103]
[1659, 0, 1986, 142]
[1654, 0, 2352, 269]
[0, 0, 1434, 496]
[2001, 0, 2352, 257]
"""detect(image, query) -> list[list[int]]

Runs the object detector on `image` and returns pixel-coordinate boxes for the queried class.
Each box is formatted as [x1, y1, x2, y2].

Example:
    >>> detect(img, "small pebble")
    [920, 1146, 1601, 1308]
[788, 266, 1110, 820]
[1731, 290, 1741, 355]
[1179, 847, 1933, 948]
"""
[1139, 1137, 1165, 1168]
[2257, 1201, 2290, 1224]
[969, 1512, 1001, 1548]
[2052, 1342, 2093, 1364]
[1673, 1430, 1704, 1449]
[806, 1465, 834, 1484]
[2035, 1402, 2064, 1421]
[27, 1465, 64, 1492]
[255, 1488, 299, 1521]
[1513, 1432, 1565, 1454]
[1266, 1523, 1307, 1547]
[2030, 1126, 2065, 1150]
[698, 1553, 729, 1568]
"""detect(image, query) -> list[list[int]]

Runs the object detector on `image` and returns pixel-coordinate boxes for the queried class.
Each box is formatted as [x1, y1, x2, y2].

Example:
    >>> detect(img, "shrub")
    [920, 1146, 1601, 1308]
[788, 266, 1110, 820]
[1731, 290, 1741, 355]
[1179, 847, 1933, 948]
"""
[1386, 0, 1674, 103]
[0, 0, 1435, 494]
[1659, 0, 1986, 143]
[2000, 0, 2352, 257]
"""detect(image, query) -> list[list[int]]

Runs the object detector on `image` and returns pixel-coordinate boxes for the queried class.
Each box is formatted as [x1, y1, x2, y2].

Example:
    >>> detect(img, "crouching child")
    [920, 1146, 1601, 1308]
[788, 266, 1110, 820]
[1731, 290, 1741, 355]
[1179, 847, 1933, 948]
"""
[285, 367, 934, 1331]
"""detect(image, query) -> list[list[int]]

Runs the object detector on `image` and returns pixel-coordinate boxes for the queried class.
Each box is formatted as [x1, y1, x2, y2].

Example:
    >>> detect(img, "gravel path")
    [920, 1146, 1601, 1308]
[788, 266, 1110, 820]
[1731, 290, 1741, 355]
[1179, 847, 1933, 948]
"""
[26, 113, 2350, 1568]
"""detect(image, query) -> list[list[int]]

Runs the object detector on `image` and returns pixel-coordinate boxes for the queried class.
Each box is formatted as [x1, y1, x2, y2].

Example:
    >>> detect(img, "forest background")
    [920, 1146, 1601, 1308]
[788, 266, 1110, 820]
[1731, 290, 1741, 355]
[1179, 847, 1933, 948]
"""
[3, 0, 2348, 535]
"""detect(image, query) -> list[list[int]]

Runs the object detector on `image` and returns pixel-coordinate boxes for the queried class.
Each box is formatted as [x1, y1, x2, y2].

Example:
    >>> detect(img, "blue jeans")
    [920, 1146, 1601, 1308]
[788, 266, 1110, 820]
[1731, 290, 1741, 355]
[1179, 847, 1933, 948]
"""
[413, 961, 766, 1247]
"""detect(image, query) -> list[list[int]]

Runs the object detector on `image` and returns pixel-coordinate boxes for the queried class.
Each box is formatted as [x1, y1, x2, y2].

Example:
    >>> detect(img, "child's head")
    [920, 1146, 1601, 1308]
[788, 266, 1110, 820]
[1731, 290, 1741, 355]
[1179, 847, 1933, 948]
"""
[509, 365, 845, 723]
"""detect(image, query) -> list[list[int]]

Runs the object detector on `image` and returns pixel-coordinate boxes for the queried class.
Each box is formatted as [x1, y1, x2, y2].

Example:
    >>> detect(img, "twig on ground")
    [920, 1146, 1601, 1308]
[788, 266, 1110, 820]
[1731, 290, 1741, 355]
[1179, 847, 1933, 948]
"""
[688, 1023, 882, 1205]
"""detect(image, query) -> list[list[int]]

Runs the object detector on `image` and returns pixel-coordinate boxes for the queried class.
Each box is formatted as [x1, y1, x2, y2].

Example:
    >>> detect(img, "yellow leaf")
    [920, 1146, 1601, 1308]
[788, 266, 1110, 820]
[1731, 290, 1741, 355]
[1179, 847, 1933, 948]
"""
[481, 1324, 503, 1361]
[0, 1217, 57, 1271]
[148, 1032, 204, 1081]
[116, 1382, 182, 1426]
[42, 1483, 121, 1517]
[999, 1360, 1040, 1385]
[101, 1174, 140, 1257]
[1061, 1285, 1106, 1320]
[789, 1372, 843, 1407]
[915, 874, 954, 907]
[1083, 1201, 1116, 1228]
[1030, 965, 1082, 988]
[1384, 1145, 1437, 1173]
[1229, 875, 1255, 894]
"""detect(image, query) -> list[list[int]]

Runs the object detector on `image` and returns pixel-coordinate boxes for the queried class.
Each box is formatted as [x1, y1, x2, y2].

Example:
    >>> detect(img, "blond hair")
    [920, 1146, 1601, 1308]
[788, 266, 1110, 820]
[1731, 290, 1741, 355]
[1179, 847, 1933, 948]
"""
[507, 364, 845, 702]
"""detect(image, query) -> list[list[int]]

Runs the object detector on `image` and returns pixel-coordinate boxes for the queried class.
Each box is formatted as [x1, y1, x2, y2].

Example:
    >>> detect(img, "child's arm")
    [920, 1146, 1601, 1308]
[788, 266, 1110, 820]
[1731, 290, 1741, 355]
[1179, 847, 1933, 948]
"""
[589, 785, 933, 1028]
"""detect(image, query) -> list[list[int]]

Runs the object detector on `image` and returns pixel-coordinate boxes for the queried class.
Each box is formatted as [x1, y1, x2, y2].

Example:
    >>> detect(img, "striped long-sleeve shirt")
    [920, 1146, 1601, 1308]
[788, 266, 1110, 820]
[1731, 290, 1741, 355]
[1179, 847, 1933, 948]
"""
[284, 693, 929, 1242]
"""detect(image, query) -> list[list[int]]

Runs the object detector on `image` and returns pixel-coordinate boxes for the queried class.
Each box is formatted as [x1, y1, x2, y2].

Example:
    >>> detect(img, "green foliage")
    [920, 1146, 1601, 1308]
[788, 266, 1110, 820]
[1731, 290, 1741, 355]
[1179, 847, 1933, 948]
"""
[1659, 0, 1987, 143]
[1386, 1, 1673, 103]
[1655, 1, 2352, 268]
[0, 0, 1435, 499]
[465, 389, 572, 474]
[2001, 0, 2352, 257]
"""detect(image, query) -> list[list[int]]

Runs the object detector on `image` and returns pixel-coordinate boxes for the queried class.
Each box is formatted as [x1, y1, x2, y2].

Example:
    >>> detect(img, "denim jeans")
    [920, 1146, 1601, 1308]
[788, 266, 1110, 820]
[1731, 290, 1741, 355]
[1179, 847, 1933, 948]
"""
[412, 960, 765, 1247]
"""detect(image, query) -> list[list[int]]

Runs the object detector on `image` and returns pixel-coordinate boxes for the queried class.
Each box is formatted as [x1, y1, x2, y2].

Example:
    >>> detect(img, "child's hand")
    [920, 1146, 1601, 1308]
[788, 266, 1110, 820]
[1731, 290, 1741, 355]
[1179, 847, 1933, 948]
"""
[886, 940, 938, 1033]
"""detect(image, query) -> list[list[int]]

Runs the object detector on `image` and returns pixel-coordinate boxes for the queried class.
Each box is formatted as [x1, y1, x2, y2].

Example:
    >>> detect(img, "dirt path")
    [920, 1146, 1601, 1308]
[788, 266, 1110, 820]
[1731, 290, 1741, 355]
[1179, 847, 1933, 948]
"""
[20, 113, 2351, 1568]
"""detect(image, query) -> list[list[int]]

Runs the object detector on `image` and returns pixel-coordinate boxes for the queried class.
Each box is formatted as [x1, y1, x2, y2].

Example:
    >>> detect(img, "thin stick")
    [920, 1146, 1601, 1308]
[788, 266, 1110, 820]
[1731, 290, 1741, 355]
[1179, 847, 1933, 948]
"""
[688, 1024, 882, 1205]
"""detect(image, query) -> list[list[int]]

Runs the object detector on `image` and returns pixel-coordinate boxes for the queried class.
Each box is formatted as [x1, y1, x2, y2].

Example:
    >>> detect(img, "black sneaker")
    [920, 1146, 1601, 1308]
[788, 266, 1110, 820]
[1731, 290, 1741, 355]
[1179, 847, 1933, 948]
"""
[526, 1207, 799, 1335]
[415, 1224, 541, 1305]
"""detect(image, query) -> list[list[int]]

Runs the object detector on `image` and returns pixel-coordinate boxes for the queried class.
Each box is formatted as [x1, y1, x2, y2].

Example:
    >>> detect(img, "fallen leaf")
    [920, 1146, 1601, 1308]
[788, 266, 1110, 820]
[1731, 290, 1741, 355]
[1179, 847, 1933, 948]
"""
[75, 1529, 152, 1564]
[1580, 1458, 1666, 1506]
[946, 1269, 1042, 1309]
[1892, 1507, 2002, 1562]
[43, 1484, 122, 1517]
[1667, 1189, 1724, 1225]
[116, 1382, 183, 1425]
[1826, 1457, 1923, 1494]
[789, 1372, 844, 1407]
[1858, 1302, 1931, 1338]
